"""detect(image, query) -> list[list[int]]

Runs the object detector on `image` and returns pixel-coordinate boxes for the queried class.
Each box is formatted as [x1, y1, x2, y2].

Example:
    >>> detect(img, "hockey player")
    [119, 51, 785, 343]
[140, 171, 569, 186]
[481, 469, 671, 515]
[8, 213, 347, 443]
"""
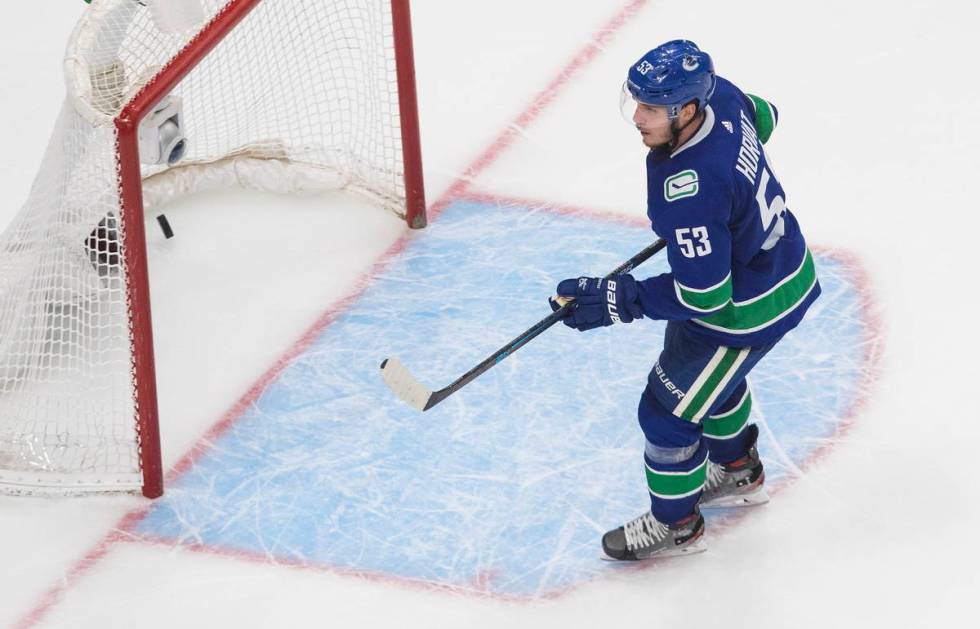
[551, 40, 820, 560]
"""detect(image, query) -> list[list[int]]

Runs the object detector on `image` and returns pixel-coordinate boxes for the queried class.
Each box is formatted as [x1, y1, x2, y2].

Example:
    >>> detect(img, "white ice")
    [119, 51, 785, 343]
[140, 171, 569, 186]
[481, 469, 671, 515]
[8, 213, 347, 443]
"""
[1, 0, 979, 627]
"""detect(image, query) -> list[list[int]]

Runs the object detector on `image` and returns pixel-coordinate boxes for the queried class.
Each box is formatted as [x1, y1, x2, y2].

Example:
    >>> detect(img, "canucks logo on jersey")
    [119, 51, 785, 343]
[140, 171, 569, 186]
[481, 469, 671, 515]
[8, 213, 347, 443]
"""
[664, 170, 699, 202]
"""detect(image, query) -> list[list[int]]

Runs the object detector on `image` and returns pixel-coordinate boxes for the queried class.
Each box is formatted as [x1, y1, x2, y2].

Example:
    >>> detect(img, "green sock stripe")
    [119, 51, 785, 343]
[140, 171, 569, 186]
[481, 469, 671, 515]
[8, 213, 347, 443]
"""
[645, 458, 708, 499]
[748, 94, 775, 144]
[703, 391, 752, 439]
[679, 348, 741, 421]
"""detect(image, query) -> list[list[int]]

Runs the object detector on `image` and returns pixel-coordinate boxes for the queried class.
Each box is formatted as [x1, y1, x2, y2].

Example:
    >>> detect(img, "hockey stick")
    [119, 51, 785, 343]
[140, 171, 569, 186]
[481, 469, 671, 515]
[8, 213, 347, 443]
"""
[380, 238, 667, 412]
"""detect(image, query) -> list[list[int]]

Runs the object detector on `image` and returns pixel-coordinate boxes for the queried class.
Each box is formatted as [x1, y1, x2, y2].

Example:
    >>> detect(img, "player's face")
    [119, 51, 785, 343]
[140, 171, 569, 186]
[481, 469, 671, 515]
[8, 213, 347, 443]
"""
[631, 102, 673, 148]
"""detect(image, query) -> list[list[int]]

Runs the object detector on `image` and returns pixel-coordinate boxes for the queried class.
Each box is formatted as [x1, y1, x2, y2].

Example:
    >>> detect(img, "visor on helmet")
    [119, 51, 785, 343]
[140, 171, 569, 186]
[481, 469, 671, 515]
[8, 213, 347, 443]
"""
[619, 81, 674, 124]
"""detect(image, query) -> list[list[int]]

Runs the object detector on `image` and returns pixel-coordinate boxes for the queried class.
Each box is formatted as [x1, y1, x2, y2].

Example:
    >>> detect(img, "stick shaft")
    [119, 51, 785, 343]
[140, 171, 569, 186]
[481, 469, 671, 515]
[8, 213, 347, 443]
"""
[423, 238, 667, 410]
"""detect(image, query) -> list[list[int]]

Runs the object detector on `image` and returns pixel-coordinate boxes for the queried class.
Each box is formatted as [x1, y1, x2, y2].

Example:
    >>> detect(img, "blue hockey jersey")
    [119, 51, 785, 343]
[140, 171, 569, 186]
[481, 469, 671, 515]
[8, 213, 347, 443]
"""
[635, 76, 820, 348]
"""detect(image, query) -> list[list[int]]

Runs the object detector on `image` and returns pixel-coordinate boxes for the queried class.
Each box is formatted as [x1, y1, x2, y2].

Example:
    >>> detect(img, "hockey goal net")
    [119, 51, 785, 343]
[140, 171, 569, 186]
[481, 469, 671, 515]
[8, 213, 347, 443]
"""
[0, 0, 425, 497]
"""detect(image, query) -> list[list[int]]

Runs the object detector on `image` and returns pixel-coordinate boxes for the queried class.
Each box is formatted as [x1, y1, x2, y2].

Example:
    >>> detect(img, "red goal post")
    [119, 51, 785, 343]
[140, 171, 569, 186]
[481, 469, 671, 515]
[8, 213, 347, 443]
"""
[0, 0, 426, 498]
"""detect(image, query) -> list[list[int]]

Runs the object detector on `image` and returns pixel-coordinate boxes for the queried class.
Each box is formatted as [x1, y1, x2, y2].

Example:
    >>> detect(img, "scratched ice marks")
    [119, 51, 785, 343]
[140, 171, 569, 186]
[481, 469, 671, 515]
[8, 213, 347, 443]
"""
[135, 200, 869, 597]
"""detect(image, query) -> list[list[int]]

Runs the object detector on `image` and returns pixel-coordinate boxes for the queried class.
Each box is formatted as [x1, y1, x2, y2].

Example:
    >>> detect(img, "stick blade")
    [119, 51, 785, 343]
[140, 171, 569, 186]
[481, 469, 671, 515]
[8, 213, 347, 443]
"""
[380, 357, 433, 412]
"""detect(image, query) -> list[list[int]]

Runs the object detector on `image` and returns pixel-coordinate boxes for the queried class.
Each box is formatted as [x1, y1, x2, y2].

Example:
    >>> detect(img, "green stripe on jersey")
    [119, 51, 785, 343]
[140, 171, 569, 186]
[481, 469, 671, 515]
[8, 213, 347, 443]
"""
[697, 249, 817, 335]
[645, 457, 708, 499]
[675, 274, 732, 313]
[703, 389, 752, 439]
[747, 94, 776, 144]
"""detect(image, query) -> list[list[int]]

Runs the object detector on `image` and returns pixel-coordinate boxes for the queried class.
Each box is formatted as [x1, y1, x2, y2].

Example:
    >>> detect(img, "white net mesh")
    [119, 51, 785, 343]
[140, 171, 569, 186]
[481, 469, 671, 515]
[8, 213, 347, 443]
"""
[0, 0, 410, 494]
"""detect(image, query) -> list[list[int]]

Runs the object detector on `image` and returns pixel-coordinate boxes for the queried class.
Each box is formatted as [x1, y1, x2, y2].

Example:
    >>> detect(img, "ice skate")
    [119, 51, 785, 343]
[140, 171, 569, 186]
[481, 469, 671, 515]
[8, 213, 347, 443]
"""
[601, 507, 706, 561]
[700, 424, 769, 508]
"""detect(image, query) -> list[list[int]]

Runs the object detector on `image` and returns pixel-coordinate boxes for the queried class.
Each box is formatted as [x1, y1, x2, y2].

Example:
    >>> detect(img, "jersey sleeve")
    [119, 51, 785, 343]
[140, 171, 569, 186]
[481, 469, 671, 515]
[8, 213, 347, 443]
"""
[635, 196, 734, 321]
[745, 93, 779, 144]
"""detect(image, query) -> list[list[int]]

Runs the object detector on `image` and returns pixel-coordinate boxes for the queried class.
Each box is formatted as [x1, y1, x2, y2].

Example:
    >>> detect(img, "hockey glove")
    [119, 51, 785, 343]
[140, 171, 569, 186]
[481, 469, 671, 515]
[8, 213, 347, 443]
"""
[550, 275, 644, 331]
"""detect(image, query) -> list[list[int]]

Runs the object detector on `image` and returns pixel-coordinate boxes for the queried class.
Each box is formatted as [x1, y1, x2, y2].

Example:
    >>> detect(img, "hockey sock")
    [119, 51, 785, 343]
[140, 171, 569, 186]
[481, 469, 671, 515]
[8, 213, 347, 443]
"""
[703, 382, 753, 464]
[644, 440, 708, 524]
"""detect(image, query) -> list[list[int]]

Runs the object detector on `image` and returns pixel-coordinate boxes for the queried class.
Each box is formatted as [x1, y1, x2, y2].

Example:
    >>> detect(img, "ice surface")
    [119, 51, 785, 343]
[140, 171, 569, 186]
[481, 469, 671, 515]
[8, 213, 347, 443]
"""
[2, 0, 979, 627]
[131, 200, 870, 597]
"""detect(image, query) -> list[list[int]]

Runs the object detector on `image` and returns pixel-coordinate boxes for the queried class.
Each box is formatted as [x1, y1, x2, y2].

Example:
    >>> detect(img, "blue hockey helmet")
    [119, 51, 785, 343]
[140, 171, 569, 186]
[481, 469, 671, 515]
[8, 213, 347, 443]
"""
[624, 40, 716, 118]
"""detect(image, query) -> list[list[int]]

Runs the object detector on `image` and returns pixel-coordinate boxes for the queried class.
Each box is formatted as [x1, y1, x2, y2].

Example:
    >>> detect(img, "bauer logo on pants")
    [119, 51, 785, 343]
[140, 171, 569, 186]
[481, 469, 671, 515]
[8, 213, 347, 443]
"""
[665, 170, 699, 202]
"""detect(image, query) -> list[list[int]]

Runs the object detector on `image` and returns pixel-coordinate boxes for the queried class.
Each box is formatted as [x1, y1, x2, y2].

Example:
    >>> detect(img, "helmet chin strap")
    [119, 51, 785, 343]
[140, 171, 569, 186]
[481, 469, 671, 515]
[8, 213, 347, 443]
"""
[653, 109, 701, 153]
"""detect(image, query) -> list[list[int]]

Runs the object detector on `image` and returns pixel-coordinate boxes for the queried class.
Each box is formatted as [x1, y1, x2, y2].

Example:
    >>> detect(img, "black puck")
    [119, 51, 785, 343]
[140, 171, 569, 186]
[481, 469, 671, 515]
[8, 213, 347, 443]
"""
[156, 214, 174, 239]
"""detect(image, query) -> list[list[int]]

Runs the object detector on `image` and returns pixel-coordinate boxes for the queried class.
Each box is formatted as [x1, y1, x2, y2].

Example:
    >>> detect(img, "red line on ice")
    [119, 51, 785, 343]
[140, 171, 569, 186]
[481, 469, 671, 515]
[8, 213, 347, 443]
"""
[427, 0, 651, 220]
[459, 189, 651, 229]
[13, 1, 650, 625]
[15, 0, 886, 621]
[129, 532, 564, 604]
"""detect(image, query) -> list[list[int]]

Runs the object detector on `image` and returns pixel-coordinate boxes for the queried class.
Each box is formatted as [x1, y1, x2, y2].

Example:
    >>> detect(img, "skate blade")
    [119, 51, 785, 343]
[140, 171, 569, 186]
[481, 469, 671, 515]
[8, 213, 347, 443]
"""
[664, 537, 708, 557]
[700, 486, 770, 509]
[599, 537, 708, 562]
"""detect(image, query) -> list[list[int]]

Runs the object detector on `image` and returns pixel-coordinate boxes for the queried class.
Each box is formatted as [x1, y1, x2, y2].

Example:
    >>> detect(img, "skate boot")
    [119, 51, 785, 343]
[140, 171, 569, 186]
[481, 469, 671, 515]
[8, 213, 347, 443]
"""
[700, 424, 769, 508]
[601, 507, 706, 561]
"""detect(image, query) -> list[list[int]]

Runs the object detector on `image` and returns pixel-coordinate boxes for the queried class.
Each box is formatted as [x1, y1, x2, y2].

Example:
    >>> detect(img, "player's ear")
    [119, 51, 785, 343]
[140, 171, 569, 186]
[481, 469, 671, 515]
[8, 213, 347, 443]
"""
[682, 100, 699, 122]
